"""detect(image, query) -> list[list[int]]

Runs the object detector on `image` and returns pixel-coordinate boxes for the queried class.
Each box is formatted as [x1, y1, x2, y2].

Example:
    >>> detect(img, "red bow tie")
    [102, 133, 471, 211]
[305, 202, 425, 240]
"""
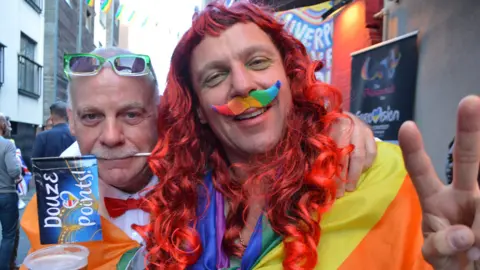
[104, 197, 150, 218]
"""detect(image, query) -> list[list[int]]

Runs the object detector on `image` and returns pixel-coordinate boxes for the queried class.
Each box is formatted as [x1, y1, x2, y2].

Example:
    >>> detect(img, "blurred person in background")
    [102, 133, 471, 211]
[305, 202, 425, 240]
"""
[14, 148, 31, 210]
[0, 113, 21, 270]
[35, 118, 54, 136]
[44, 118, 53, 131]
[31, 101, 76, 158]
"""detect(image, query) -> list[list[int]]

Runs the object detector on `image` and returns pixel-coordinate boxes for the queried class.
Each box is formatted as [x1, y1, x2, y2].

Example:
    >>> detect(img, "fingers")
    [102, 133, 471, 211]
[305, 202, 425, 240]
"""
[328, 113, 352, 197]
[330, 112, 377, 193]
[337, 155, 350, 198]
[399, 121, 443, 200]
[468, 199, 480, 258]
[423, 225, 475, 260]
[345, 118, 365, 191]
[452, 95, 480, 191]
[363, 127, 377, 170]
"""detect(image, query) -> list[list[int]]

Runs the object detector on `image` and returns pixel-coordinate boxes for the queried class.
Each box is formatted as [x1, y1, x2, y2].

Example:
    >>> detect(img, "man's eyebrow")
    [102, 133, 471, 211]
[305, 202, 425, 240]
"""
[238, 44, 274, 59]
[195, 44, 274, 80]
[194, 59, 226, 83]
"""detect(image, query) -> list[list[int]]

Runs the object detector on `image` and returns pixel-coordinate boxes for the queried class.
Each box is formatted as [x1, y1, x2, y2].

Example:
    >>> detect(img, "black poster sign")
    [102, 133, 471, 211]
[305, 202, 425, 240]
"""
[350, 31, 418, 141]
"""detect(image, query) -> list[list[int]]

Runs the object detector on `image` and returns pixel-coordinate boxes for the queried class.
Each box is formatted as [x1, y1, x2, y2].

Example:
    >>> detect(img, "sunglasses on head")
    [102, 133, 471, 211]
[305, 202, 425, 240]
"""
[63, 53, 152, 78]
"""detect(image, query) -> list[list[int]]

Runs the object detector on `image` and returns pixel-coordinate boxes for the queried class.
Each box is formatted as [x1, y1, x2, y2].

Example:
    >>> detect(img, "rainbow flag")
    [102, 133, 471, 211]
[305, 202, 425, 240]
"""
[127, 10, 136, 23]
[192, 142, 433, 269]
[115, 4, 124, 20]
[141, 17, 149, 27]
[100, 0, 112, 13]
[86, 0, 94, 7]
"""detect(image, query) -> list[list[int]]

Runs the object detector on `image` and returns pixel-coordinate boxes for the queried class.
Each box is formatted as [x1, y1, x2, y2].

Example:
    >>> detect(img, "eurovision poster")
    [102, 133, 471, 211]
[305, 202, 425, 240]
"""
[275, 2, 334, 84]
[350, 31, 419, 141]
[32, 156, 103, 245]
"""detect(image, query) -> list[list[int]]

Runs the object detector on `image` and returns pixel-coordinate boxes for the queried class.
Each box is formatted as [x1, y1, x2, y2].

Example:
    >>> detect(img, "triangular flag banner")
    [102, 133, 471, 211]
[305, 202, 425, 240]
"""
[141, 17, 149, 27]
[115, 4, 124, 20]
[100, 0, 112, 13]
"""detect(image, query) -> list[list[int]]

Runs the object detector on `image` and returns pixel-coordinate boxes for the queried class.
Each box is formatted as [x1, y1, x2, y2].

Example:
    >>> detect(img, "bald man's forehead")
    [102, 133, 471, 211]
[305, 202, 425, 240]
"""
[90, 47, 134, 58]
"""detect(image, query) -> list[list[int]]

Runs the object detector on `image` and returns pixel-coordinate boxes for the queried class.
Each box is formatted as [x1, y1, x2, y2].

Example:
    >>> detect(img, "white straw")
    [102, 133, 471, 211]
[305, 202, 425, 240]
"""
[133, 152, 151, 157]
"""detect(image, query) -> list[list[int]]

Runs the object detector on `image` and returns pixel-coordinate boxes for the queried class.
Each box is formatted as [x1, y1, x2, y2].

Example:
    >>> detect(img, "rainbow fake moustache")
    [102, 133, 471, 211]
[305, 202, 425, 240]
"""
[211, 80, 281, 116]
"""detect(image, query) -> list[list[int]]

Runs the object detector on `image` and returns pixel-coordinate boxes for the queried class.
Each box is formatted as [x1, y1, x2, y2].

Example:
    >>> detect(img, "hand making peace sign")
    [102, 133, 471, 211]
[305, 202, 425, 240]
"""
[399, 95, 480, 269]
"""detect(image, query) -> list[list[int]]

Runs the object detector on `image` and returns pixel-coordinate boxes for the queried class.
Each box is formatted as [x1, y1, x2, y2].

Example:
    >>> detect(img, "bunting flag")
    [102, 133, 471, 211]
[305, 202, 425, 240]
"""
[127, 10, 136, 23]
[100, 0, 112, 13]
[86, 0, 94, 7]
[20, 194, 140, 269]
[110, 1, 161, 28]
[115, 4, 125, 20]
[141, 17, 149, 27]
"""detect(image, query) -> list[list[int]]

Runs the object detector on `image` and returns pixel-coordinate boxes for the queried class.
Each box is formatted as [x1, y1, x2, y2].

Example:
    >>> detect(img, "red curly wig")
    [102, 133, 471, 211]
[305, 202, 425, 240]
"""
[145, 1, 353, 269]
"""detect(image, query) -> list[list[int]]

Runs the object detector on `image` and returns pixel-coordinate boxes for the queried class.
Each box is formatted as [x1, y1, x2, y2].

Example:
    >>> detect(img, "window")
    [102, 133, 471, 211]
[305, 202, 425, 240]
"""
[18, 34, 42, 99]
[64, 0, 72, 8]
[0, 44, 5, 87]
[24, 0, 43, 13]
[20, 34, 36, 60]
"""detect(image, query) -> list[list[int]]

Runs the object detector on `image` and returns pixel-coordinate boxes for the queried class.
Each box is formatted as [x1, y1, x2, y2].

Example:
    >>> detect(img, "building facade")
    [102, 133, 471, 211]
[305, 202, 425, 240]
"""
[94, 0, 120, 48]
[43, 0, 96, 122]
[202, 0, 479, 177]
[0, 0, 45, 166]
[384, 0, 480, 176]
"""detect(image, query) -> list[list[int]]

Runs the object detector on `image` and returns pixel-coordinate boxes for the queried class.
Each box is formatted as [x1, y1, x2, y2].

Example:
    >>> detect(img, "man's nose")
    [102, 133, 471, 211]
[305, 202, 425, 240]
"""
[229, 64, 257, 97]
[99, 118, 125, 147]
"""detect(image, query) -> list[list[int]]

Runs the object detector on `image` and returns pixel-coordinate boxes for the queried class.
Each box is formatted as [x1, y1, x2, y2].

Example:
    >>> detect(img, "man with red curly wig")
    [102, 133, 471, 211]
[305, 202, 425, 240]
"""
[144, 1, 480, 269]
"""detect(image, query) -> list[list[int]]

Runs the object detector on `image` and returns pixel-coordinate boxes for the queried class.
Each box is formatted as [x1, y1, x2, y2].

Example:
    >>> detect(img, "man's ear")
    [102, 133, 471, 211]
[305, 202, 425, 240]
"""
[197, 107, 207, 124]
[67, 108, 76, 136]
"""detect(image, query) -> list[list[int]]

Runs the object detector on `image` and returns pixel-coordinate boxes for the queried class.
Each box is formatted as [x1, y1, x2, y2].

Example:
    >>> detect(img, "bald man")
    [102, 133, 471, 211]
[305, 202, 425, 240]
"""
[20, 48, 160, 269]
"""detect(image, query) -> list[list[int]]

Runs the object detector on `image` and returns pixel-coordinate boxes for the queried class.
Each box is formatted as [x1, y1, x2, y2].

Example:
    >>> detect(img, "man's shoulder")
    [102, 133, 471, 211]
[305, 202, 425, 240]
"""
[36, 129, 50, 138]
[0, 137, 16, 150]
[40, 125, 73, 138]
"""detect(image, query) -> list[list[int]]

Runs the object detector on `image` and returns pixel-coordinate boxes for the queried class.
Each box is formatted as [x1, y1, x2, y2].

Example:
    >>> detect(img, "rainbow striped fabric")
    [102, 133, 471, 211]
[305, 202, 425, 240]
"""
[100, 0, 112, 13]
[191, 142, 433, 269]
[20, 142, 432, 269]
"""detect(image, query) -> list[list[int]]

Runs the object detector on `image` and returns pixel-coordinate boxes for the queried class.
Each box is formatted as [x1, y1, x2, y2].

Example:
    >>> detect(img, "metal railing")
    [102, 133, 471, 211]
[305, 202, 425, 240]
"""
[24, 0, 43, 13]
[18, 55, 43, 99]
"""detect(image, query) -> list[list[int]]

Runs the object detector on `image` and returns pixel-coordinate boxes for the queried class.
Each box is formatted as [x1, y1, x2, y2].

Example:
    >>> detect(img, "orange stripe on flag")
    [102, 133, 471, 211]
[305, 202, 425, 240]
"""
[20, 194, 139, 269]
[339, 176, 433, 270]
